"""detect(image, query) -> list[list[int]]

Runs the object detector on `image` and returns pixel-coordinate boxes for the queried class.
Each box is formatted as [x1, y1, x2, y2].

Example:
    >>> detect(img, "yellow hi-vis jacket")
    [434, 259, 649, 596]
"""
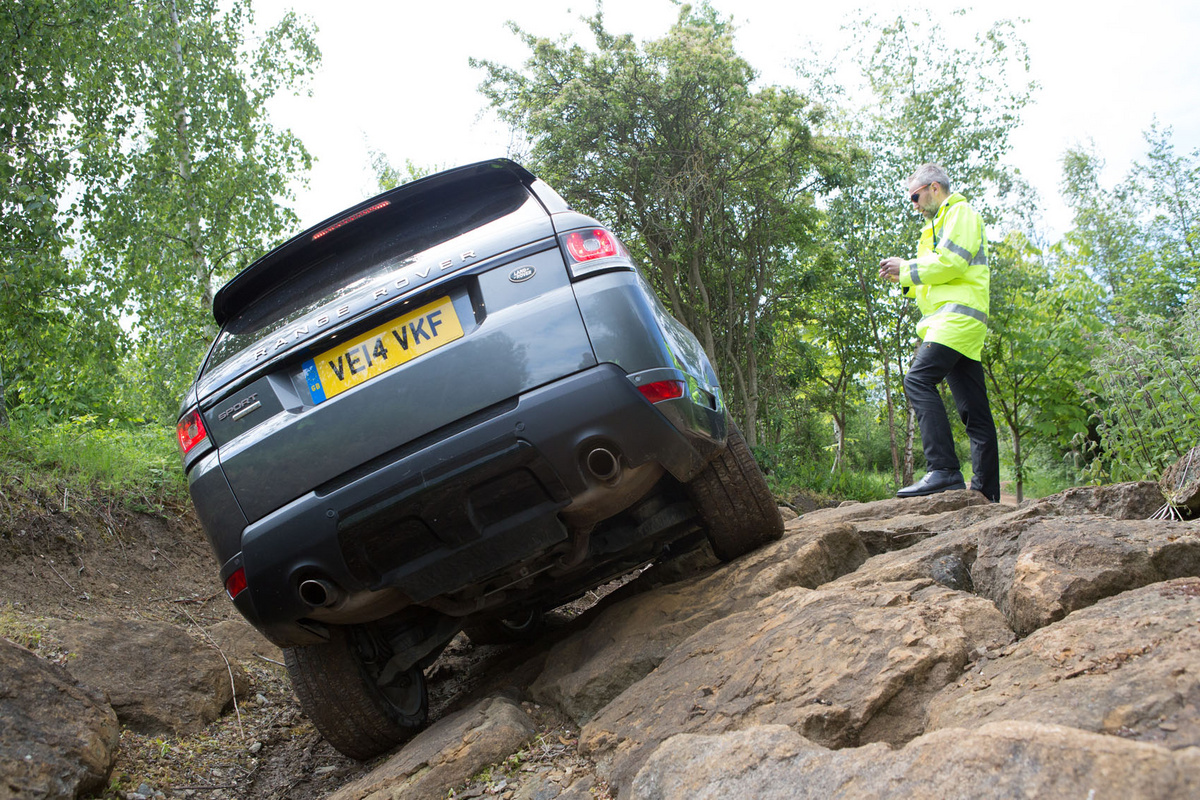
[898, 192, 990, 360]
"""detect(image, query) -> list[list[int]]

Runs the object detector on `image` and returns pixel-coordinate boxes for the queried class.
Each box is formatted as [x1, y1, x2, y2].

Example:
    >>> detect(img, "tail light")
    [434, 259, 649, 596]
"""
[637, 380, 686, 404]
[176, 409, 208, 454]
[225, 567, 248, 600]
[560, 227, 633, 279]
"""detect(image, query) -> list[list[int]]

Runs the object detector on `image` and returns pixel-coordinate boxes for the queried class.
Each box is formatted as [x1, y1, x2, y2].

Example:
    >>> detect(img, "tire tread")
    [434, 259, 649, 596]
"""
[688, 429, 783, 561]
[284, 627, 426, 760]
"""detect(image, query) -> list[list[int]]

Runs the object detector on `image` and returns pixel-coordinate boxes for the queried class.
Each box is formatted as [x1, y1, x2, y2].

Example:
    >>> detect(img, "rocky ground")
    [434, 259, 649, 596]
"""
[3, 479, 1200, 799]
[0, 479, 635, 800]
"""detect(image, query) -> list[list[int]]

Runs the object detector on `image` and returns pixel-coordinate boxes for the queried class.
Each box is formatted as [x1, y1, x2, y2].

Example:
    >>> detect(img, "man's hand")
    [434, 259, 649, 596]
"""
[878, 257, 905, 283]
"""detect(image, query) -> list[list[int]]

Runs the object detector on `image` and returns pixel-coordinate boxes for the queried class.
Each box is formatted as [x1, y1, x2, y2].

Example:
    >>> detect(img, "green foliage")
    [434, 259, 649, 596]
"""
[1084, 302, 1200, 483]
[367, 148, 446, 192]
[1058, 126, 1199, 323]
[0, 0, 130, 420]
[0, 0, 320, 424]
[0, 414, 187, 510]
[760, 442, 894, 504]
[983, 233, 1104, 500]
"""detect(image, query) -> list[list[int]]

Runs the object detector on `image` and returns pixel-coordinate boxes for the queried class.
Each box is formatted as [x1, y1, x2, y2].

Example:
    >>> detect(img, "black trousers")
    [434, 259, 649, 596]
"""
[903, 341, 1000, 502]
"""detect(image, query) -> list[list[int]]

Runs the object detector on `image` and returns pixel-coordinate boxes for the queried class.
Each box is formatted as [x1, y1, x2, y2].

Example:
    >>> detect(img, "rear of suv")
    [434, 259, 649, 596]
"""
[177, 159, 782, 758]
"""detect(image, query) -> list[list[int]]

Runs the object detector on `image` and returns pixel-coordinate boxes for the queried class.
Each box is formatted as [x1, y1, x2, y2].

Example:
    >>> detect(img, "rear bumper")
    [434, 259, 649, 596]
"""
[223, 363, 724, 645]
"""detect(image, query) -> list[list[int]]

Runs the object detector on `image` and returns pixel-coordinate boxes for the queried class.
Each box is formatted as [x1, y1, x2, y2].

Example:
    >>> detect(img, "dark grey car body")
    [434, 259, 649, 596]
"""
[178, 159, 779, 757]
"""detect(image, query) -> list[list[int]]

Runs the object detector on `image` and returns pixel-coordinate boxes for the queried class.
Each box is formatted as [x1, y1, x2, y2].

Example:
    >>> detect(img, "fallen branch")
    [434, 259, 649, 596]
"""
[181, 608, 244, 739]
[45, 557, 77, 593]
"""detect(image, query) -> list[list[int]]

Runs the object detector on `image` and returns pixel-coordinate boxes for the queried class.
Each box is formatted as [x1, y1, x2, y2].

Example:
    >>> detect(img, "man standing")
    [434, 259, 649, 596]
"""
[878, 164, 1000, 502]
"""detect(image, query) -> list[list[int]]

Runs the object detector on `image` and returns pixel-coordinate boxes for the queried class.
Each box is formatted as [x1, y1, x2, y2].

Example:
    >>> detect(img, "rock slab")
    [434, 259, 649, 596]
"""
[0, 637, 119, 799]
[47, 616, 248, 735]
[532, 520, 868, 723]
[579, 580, 1013, 789]
[631, 721, 1200, 799]
[927, 577, 1200, 749]
[327, 694, 535, 800]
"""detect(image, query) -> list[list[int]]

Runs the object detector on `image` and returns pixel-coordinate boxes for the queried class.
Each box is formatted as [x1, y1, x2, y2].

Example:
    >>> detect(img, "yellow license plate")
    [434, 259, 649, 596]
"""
[302, 296, 464, 403]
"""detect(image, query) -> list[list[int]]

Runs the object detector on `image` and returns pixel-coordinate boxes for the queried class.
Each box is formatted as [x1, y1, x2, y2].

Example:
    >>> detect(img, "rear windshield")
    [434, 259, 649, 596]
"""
[204, 179, 536, 375]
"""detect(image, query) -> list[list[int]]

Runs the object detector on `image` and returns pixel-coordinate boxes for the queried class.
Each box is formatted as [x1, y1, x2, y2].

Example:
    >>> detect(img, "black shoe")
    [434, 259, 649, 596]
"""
[897, 469, 966, 498]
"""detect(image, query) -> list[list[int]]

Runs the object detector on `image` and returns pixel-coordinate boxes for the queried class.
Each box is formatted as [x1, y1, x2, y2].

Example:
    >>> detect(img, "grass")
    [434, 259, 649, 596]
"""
[762, 449, 1079, 508]
[0, 415, 188, 512]
[764, 458, 895, 506]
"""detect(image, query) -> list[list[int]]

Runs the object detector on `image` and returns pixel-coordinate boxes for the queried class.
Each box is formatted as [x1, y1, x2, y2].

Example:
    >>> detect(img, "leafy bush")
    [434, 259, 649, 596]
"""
[758, 439, 893, 504]
[1085, 302, 1200, 482]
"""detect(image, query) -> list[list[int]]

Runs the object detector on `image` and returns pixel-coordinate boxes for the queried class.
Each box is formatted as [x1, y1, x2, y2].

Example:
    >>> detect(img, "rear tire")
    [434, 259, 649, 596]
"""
[687, 428, 783, 561]
[462, 608, 544, 646]
[284, 625, 427, 760]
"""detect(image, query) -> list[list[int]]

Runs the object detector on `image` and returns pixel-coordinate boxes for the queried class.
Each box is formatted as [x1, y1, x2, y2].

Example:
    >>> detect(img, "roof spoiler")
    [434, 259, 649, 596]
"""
[211, 159, 539, 326]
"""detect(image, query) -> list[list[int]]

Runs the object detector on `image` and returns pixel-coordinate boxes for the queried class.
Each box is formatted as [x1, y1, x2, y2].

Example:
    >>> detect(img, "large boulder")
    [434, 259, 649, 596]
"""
[968, 515, 1200, 634]
[531, 521, 868, 722]
[579, 580, 1013, 790]
[926, 577, 1200, 748]
[326, 694, 535, 800]
[0, 637, 119, 799]
[631, 721, 1200, 799]
[1017, 480, 1165, 520]
[46, 616, 249, 735]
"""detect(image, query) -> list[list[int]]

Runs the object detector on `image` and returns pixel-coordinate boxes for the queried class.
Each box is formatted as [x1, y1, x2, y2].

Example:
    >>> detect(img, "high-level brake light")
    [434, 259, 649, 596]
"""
[312, 200, 391, 241]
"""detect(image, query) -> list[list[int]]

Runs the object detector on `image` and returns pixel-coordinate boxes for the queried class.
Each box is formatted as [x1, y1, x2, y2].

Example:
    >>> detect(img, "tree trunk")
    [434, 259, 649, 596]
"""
[903, 405, 916, 485]
[0, 363, 8, 430]
[858, 270, 903, 484]
[831, 413, 845, 473]
[1012, 425, 1024, 504]
[168, 0, 216, 332]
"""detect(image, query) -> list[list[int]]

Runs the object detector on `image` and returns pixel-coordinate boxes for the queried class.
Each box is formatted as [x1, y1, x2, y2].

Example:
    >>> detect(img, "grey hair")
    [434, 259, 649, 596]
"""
[908, 164, 951, 193]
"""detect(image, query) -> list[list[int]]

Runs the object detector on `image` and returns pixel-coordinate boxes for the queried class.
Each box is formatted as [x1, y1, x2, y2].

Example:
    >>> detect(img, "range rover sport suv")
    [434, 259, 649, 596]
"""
[177, 158, 782, 759]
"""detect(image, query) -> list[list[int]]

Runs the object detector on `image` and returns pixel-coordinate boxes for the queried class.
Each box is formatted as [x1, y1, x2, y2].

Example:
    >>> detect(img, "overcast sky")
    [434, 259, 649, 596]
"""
[257, 0, 1200, 241]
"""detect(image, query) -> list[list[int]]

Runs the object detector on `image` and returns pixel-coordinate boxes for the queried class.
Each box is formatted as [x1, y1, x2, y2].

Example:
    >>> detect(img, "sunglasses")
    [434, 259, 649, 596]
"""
[909, 183, 932, 203]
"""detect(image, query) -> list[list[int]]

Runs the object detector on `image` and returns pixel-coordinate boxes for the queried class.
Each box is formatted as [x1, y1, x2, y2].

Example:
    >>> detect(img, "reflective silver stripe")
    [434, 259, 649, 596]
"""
[970, 248, 988, 266]
[909, 262, 922, 285]
[922, 303, 988, 325]
[941, 238, 973, 262]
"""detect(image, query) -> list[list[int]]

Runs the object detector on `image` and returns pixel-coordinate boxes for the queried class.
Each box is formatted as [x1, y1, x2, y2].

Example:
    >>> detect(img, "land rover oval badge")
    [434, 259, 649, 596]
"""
[509, 265, 535, 283]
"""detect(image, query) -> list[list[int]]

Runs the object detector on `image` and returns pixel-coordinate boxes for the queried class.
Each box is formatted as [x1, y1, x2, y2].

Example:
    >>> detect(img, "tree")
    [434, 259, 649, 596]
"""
[0, 0, 129, 419]
[77, 0, 320, 420]
[1, 0, 319, 423]
[1131, 123, 1199, 313]
[472, 2, 842, 444]
[982, 233, 1103, 501]
[1054, 127, 1200, 486]
[1058, 127, 1198, 325]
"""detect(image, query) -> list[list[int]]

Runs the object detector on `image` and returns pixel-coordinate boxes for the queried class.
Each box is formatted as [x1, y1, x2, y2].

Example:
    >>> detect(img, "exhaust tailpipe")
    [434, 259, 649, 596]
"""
[298, 578, 342, 608]
[585, 447, 621, 482]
